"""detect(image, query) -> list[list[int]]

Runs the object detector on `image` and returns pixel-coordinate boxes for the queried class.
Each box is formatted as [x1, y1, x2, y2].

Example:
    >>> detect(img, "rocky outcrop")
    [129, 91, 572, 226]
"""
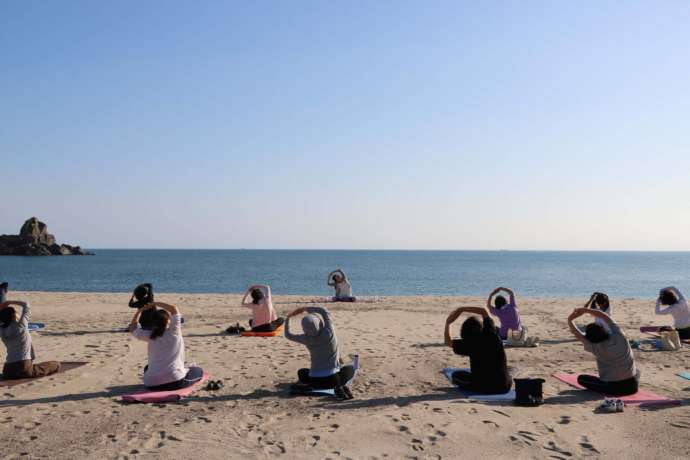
[0, 217, 93, 256]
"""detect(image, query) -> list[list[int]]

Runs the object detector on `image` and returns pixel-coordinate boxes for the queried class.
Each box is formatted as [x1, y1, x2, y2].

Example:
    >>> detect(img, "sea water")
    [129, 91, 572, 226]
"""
[0, 250, 688, 298]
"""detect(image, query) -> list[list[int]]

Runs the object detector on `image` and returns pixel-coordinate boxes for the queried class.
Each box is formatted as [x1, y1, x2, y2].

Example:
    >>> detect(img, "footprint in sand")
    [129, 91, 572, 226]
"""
[580, 436, 600, 454]
[410, 438, 425, 452]
[558, 416, 571, 425]
[670, 421, 690, 429]
[543, 441, 573, 457]
[483, 420, 499, 428]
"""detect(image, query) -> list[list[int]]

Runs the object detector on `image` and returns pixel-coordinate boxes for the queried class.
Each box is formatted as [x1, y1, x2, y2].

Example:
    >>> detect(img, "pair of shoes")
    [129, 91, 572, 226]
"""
[598, 398, 624, 413]
[334, 386, 354, 401]
[206, 380, 224, 391]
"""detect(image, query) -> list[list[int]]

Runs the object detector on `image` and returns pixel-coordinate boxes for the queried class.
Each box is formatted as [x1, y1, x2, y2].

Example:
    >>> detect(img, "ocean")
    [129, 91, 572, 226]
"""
[0, 250, 688, 298]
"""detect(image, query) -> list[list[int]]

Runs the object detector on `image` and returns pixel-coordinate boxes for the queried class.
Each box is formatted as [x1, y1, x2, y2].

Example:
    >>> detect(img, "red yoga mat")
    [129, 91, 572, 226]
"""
[553, 372, 680, 406]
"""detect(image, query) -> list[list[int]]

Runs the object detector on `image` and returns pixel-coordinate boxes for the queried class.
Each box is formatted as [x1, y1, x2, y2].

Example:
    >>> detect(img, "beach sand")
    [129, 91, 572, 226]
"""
[1, 292, 689, 459]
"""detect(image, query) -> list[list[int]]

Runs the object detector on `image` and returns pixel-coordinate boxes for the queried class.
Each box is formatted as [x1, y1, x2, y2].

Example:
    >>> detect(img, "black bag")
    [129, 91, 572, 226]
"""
[514, 378, 545, 406]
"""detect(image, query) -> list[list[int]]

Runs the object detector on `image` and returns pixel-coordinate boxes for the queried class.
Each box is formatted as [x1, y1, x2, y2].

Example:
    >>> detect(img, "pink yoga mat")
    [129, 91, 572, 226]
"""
[122, 372, 210, 403]
[553, 372, 680, 406]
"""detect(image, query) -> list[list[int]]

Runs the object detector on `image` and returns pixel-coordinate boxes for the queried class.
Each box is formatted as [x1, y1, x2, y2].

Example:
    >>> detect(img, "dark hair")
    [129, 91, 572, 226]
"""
[0, 306, 16, 328]
[460, 316, 483, 341]
[660, 289, 678, 306]
[585, 323, 610, 343]
[250, 288, 264, 304]
[593, 293, 610, 311]
[149, 309, 170, 340]
[129, 283, 154, 309]
[494, 295, 507, 309]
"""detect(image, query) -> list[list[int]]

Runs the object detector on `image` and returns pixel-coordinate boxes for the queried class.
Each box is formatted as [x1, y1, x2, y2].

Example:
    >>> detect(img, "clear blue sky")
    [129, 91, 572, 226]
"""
[2, 1, 689, 250]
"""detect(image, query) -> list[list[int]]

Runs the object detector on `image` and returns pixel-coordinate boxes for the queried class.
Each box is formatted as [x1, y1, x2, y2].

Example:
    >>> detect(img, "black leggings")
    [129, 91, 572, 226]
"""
[577, 374, 638, 396]
[451, 370, 511, 395]
[146, 366, 204, 392]
[249, 317, 284, 332]
[297, 365, 355, 389]
[333, 296, 356, 303]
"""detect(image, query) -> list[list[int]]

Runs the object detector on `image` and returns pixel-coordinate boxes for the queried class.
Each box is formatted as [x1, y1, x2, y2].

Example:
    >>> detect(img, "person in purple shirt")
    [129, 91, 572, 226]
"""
[487, 287, 523, 340]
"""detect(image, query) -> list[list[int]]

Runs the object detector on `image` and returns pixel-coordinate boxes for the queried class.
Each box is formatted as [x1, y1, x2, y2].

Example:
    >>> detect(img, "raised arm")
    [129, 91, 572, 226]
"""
[665, 286, 686, 302]
[486, 288, 500, 310]
[149, 302, 180, 317]
[656, 287, 684, 315]
[305, 306, 332, 330]
[444, 307, 489, 347]
[128, 304, 153, 333]
[581, 307, 614, 325]
[501, 287, 516, 305]
[284, 307, 308, 343]
[327, 271, 337, 286]
[241, 286, 260, 306]
[0, 301, 30, 324]
[567, 308, 587, 344]
[583, 292, 597, 309]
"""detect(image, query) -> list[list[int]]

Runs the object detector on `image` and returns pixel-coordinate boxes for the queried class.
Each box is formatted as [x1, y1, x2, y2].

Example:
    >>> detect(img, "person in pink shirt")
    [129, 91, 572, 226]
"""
[227, 285, 284, 334]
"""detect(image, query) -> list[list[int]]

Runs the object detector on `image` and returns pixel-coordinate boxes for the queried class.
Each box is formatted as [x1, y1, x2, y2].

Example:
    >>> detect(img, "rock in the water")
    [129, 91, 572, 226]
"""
[0, 217, 93, 256]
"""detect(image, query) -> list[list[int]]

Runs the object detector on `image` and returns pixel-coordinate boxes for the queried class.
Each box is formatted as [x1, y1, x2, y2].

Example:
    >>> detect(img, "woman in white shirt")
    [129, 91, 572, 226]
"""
[655, 286, 690, 339]
[129, 302, 203, 391]
[327, 269, 356, 302]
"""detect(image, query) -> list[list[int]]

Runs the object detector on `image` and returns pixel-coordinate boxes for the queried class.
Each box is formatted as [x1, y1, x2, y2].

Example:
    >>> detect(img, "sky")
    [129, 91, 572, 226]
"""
[2, 1, 690, 250]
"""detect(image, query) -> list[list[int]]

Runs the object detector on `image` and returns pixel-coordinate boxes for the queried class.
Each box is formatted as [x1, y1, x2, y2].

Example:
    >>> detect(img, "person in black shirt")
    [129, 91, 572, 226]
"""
[444, 306, 512, 394]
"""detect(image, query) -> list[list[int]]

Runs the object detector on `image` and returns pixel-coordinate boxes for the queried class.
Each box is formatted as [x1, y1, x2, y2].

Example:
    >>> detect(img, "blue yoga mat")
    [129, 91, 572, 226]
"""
[679, 372, 690, 381]
[28, 322, 45, 332]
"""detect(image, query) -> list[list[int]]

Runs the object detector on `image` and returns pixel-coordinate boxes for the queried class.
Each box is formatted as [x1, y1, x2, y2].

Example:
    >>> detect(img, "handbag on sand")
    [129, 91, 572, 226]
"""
[660, 330, 682, 351]
[514, 378, 545, 406]
[506, 327, 539, 347]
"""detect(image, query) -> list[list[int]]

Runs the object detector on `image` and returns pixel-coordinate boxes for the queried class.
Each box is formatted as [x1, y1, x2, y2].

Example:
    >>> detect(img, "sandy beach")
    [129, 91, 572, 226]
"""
[1, 292, 689, 459]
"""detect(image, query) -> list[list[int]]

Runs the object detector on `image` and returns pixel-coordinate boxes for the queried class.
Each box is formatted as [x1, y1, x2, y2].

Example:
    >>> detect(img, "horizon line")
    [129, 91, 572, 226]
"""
[79, 248, 690, 253]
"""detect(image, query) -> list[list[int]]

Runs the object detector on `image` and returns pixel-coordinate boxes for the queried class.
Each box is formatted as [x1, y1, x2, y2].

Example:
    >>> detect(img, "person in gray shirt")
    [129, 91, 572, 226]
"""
[568, 307, 639, 396]
[285, 306, 354, 399]
[0, 297, 60, 379]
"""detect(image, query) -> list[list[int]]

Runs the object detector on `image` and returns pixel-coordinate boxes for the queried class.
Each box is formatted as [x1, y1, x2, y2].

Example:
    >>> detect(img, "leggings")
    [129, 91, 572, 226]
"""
[333, 296, 356, 303]
[577, 374, 638, 396]
[451, 370, 511, 395]
[249, 317, 285, 333]
[297, 365, 355, 389]
[146, 366, 204, 392]
[2, 359, 60, 379]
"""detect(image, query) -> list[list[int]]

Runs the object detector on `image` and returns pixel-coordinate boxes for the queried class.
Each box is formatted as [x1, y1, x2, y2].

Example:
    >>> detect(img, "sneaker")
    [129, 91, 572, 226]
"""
[598, 398, 619, 413]
[615, 399, 625, 412]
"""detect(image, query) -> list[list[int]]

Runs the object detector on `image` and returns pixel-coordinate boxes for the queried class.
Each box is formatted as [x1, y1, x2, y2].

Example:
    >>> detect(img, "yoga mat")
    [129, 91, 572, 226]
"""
[28, 322, 45, 332]
[0, 361, 88, 387]
[443, 368, 516, 401]
[640, 326, 662, 333]
[122, 372, 210, 403]
[553, 372, 680, 406]
[678, 372, 690, 381]
[241, 325, 284, 337]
